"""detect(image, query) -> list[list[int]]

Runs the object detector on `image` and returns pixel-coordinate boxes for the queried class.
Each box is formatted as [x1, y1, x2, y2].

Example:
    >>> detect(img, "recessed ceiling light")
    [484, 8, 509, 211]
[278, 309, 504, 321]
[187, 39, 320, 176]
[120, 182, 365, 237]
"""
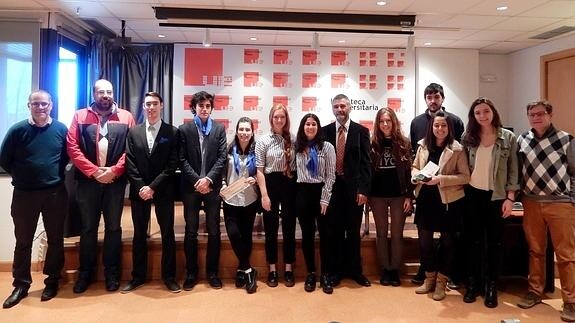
[376, 1, 387, 5]
[338, 40, 346, 43]
[158, 34, 166, 38]
[496, 6, 508, 11]
[249, 37, 257, 41]
[424, 42, 432, 46]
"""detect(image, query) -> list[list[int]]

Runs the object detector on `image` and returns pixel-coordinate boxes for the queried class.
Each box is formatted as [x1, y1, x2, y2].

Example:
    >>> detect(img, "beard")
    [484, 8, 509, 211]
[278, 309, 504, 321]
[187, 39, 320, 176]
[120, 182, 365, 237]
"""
[95, 97, 113, 111]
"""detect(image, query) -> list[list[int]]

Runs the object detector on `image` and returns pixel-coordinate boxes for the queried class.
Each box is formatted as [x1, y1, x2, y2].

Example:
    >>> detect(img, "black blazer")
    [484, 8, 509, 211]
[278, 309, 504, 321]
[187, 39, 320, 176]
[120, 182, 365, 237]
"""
[125, 121, 179, 200]
[178, 120, 227, 193]
[322, 120, 371, 197]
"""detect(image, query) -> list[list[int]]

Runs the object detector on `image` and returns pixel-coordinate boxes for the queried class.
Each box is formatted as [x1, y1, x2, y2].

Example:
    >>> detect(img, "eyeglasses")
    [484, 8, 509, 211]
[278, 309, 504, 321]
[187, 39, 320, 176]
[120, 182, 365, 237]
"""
[332, 104, 348, 109]
[29, 101, 50, 108]
[527, 111, 548, 119]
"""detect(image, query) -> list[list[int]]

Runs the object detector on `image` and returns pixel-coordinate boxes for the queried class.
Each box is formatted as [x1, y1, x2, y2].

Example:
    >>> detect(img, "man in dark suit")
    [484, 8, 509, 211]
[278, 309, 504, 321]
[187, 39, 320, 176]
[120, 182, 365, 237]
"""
[179, 91, 227, 290]
[322, 93, 372, 287]
[121, 92, 180, 293]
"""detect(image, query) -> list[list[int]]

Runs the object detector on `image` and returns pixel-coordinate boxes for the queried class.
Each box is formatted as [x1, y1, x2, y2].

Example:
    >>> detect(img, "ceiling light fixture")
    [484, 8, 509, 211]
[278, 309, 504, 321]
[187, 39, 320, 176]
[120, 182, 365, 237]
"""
[376, 1, 387, 6]
[158, 34, 166, 38]
[203, 28, 212, 47]
[424, 42, 431, 46]
[338, 39, 346, 43]
[496, 6, 508, 11]
[249, 37, 257, 41]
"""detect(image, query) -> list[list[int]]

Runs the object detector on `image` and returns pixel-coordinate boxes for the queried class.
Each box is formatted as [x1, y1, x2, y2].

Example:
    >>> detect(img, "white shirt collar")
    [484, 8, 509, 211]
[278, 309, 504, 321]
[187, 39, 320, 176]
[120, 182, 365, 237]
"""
[28, 116, 53, 127]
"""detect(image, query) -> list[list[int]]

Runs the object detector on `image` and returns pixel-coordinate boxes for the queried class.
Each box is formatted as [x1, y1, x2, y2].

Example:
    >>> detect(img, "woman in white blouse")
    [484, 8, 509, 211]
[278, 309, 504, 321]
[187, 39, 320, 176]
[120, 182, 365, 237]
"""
[221, 117, 259, 294]
[294, 113, 336, 294]
[255, 104, 297, 288]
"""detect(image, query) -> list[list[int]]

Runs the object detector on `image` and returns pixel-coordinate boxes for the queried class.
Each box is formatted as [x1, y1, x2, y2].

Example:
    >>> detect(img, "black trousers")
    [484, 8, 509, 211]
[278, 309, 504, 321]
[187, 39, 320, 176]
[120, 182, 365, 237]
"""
[130, 197, 176, 282]
[11, 185, 67, 288]
[262, 172, 296, 265]
[328, 176, 364, 276]
[182, 190, 221, 276]
[465, 186, 504, 284]
[297, 183, 329, 274]
[419, 229, 455, 276]
[223, 201, 258, 270]
[76, 179, 126, 281]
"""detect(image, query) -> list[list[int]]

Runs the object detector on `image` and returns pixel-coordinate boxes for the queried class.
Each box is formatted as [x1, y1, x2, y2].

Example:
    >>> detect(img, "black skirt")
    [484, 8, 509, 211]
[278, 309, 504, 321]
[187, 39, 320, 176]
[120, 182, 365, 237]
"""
[415, 184, 464, 232]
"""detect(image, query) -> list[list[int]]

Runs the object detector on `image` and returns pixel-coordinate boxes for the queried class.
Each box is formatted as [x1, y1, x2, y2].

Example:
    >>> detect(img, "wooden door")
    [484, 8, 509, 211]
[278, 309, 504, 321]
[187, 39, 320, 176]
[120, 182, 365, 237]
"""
[541, 48, 575, 136]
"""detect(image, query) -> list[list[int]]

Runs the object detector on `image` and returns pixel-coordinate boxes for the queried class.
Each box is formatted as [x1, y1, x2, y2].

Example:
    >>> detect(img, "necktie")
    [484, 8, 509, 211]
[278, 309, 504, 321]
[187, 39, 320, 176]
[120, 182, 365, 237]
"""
[336, 125, 346, 175]
[147, 125, 155, 152]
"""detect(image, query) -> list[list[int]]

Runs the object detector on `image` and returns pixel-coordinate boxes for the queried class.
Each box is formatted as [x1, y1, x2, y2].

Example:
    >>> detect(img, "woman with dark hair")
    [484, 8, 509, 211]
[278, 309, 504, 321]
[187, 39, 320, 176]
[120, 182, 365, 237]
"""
[461, 97, 519, 308]
[412, 111, 470, 301]
[221, 117, 259, 294]
[294, 113, 336, 294]
[255, 104, 297, 287]
[369, 108, 413, 287]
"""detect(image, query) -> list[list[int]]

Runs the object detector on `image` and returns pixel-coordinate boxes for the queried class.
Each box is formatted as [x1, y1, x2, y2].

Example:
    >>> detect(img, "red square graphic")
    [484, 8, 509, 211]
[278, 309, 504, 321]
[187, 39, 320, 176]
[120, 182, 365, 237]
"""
[331, 51, 347, 66]
[369, 60, 376, 66]
[387, 98, 402, 111]
[369, 75, 377, 81]
[398, 83, 404, 90]
[184, 95, 193, 110]
[274, 50, 290, 64]
[244, 72, 259, 87]
[183, 118, 193, 124]
[184, 48, 223, 86]
[359, 74, 367, 81]
[387, 52, 395, 59]
[397, 60, 405, 67]
[331, 73, 346, 88]
[360, 60, 367, 66]
[360, 52, 367, 58]
[302, 50, 319, 65]
[214, 119, 231, 131]
[369, 83, 377, 89]
[214, 95, 230, 110]
[273, 96, 288, 107]
[359, 120, 374, 132]
[387, 75, 395, 82]
[387, 60, 394, 67]
[302, 97, 317, 111]
[387, 83, 394, 90]
[273, 72, 289, 88]
[302, 73, 318, 88]
[244, 49, 261, 64]
[252, 119, 260, 133]
[243, 96, 259, 111]
[370, 52, 377, 58]
[360, 82, 367, 89]
[397, 75, 405, 82]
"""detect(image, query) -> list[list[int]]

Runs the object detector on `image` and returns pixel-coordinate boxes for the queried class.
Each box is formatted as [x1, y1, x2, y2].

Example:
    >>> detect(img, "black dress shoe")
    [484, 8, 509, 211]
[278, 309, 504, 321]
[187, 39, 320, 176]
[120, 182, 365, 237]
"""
[245, 268, 258, 294]
[121, 280, 145, 294]
[330, 274, 341, 287]
[304, 274, 316, 292]
[208, 275, 223, 289]
[183, 274, 197, 291]
[164, 280, 182, 293]
[320, 274, 333, 294]
[235, 271, 246, 288]
[105, 279, 120, 292]
[267, 271, 278, 288]
[73, 278, 91, 294]
[41, 284, 58, 302]
[351, 273, 371, 287]
[484, 281, 498, 308]
[284, 271, 295, 287]
[380, 270, 391, 286]
[3, 287, 29, 308]
[464, 285, 478, 303]
[390, 270, 401, 287]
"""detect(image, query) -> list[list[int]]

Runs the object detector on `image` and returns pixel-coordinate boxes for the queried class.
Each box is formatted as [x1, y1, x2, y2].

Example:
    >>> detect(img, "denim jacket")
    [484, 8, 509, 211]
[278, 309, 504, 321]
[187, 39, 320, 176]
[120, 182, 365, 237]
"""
[465, 127, 520, 201]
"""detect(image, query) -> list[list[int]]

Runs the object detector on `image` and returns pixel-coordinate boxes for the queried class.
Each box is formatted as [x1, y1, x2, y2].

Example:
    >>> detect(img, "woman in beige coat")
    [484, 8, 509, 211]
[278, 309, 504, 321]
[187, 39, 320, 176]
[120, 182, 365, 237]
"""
[412, 111, 470, 301]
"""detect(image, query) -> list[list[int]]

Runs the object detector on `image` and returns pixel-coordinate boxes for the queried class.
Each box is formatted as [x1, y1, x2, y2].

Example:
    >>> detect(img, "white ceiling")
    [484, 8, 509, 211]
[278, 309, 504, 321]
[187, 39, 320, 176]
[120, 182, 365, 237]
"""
[2, 0, 575, 54]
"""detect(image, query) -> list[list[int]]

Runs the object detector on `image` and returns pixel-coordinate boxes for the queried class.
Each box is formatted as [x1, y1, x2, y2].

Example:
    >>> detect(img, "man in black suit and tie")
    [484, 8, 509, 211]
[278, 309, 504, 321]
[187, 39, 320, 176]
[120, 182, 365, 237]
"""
[122, 92, 180, 293]
[322, 93, 372, 287]
[179, 91, 227, 290]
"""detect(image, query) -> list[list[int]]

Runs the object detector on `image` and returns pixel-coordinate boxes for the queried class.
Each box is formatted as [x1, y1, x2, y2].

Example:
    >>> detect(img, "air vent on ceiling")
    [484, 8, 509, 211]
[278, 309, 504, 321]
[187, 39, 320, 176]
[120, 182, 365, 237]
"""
[529, 26, 575, 40]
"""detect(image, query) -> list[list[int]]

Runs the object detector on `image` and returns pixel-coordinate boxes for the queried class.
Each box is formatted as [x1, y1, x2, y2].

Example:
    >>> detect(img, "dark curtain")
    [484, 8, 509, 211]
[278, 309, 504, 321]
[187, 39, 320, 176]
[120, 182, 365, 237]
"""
[117, 44, 173, 124]
[88, 34, 117, 87]
[39, 28, 60, 118]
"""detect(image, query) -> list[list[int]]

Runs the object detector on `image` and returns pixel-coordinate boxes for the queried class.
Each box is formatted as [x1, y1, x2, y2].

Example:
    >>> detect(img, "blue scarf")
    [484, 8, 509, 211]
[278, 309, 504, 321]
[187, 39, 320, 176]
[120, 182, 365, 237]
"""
[194, 115, 212, 136]
[306, 142, 319, 177]
[233, 145, 256, 177]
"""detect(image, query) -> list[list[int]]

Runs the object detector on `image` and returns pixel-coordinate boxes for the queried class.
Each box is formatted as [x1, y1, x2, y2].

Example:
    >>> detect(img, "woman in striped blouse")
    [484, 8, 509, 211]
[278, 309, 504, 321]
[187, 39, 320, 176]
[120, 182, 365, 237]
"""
[221, 117, 259, 294]
[295, 113, 336, 294]
[255, 104, 297, 287]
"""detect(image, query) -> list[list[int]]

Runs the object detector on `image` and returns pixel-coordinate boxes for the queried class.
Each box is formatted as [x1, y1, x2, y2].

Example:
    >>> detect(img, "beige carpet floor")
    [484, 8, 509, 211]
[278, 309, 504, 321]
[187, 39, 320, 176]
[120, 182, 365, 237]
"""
[0, 272, 564, 323]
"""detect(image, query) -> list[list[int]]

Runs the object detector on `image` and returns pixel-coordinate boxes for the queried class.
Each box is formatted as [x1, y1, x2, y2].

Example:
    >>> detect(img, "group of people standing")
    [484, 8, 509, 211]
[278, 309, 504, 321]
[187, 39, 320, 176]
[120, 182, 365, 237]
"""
[1, 80, 574, 322]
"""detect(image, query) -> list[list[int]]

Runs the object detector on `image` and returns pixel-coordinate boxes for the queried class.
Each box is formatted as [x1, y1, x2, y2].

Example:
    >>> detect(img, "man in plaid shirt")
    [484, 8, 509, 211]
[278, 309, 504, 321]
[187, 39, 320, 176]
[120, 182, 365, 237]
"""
[516, 100, 575, 322]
